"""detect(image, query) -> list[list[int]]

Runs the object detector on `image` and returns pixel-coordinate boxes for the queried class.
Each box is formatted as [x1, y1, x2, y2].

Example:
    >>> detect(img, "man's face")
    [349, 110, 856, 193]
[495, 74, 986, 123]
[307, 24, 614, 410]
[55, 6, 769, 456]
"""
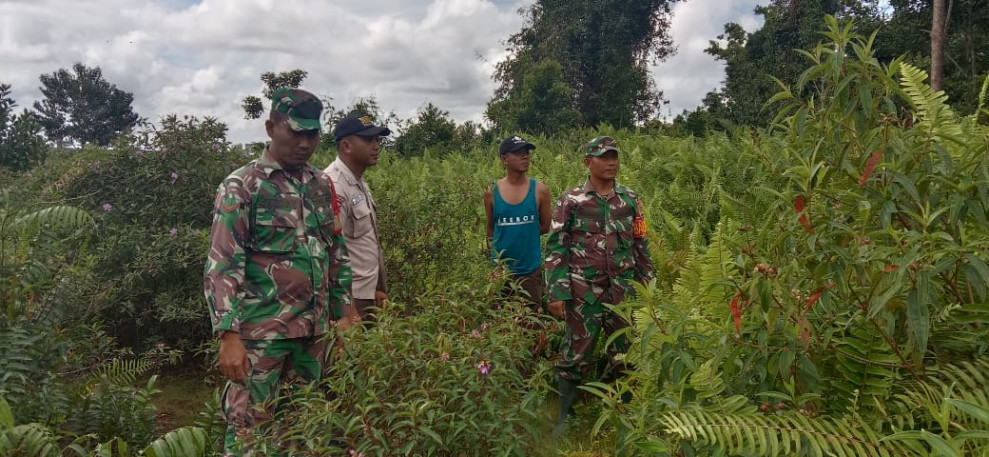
[342, 134, 382, 168]
[265, 119, 320, 170]
[501, 148, 531, 172]
[584, 150, 619, 181]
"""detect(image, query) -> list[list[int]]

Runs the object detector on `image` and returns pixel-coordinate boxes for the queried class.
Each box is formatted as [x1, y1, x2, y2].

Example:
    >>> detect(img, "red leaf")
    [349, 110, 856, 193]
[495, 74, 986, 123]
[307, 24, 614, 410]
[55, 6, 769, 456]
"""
[730, 291, 742, 333]
[804, 288, 823, 312]
[798, 214, 814, 233]
[883, 264, 900, 273]
[859, 150, 883, 186]
[794, 195, 805, 212]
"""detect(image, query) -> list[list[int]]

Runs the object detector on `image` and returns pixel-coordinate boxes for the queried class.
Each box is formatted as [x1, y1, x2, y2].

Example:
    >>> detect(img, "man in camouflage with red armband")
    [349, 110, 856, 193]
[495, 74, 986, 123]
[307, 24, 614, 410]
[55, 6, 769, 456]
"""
[544, 136, 654, 437]
[204, 87, 355, 456]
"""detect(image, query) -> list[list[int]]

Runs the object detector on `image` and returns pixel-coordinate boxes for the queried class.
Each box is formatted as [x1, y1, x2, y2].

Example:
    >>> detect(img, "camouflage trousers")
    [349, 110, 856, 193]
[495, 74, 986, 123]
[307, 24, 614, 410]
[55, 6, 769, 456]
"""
[221, 335, 331, 457]
[556, 298, 630, 382]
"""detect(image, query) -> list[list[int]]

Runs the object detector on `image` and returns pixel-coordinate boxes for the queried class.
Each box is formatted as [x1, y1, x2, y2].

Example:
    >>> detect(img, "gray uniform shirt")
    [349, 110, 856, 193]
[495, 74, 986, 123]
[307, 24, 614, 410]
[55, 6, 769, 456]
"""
[324, 157, 386, 300]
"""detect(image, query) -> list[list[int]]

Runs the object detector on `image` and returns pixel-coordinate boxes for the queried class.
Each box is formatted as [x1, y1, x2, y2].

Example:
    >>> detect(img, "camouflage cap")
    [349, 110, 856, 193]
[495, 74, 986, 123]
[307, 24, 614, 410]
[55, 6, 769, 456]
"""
[271, 87, 323, 131]
[583, 136, 620, 157]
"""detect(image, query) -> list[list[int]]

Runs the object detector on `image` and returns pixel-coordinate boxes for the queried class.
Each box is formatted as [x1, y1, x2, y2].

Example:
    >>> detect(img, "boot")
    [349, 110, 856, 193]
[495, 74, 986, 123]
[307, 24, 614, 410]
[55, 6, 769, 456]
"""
[553, 377, 580, 438]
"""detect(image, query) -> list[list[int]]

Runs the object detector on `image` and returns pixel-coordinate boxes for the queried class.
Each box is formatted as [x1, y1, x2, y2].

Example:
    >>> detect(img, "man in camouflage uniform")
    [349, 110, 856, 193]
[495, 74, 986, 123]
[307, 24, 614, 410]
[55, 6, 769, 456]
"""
[204, 87, 355, 456]
[545, 136, 654, 436]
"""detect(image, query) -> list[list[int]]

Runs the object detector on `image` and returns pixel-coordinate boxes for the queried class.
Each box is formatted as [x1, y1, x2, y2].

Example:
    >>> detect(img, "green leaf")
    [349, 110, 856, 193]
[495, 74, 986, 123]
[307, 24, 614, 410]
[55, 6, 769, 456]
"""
[0, 397, 12, 429]
[906, 274, 931, 366]
[947, 399, 989, 424]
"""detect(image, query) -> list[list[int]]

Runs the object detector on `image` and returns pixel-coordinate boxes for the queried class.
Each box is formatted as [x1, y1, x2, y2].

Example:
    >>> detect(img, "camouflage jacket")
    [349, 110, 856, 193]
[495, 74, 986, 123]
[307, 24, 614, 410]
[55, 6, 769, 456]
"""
[204, 150, 352, 340]
[545, 179, 654, 305]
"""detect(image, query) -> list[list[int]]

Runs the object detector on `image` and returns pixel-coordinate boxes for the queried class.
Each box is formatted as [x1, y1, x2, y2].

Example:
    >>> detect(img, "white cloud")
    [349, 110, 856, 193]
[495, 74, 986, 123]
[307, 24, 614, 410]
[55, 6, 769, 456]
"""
[1, 0, 763, 142]
[652, 0, 763, 119]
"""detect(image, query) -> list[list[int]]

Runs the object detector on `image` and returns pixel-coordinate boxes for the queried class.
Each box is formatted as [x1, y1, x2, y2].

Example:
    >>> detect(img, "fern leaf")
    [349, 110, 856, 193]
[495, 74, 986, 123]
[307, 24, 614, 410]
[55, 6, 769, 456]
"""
[142, 426, 208, 457]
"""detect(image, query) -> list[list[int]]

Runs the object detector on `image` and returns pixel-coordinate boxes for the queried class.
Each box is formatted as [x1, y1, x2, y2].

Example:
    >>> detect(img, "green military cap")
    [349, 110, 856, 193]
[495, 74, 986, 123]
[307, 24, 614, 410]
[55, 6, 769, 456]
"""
[271, 87, 323, 131]
[583, 136, 620, 156]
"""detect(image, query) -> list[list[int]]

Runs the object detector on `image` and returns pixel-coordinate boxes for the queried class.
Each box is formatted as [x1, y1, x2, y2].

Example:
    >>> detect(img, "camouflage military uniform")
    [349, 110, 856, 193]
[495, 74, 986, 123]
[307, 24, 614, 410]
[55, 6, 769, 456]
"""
[204, 88, 351, 456]
[545, 142, 654, 382]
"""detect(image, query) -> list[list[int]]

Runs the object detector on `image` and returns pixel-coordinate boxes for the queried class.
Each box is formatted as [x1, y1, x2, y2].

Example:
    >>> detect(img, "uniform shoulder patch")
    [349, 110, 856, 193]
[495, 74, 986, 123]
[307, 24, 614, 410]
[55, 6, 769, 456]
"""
[633, 197, 647, 238]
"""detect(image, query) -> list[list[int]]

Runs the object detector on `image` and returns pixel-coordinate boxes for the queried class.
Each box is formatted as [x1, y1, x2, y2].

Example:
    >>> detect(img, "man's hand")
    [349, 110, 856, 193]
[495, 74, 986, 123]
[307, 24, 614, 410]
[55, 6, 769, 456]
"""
[218, 331, 249, 384]
[336, 314, 360, 331]
[375, 290, 388, 308]
[548, 300, 565, 318]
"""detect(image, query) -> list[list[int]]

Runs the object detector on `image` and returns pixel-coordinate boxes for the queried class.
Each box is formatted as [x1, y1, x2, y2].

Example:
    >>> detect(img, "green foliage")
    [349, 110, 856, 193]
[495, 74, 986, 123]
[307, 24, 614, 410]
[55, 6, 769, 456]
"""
[0, 84, 49, 172]
[241, 69, 309, 119]
[877, 0, 989, 115]
[251, 292, 552, 455]
[393, 103, 457, 158]
[52, 115, 243, 350]
[704, 0, 884, 128]
[486, 59, 580, 135]
[492, 0, 681, 129]
[33, 63, 140, 146]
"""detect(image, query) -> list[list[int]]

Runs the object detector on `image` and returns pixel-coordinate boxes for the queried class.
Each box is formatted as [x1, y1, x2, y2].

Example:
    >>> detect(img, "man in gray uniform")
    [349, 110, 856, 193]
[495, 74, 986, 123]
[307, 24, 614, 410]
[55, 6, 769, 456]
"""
[324, 113, 391, 320]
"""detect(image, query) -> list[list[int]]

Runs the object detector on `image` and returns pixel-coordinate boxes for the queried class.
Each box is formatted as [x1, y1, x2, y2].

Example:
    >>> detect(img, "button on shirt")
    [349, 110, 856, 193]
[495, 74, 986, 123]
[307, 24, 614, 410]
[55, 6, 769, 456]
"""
[324, 157, 386, 300]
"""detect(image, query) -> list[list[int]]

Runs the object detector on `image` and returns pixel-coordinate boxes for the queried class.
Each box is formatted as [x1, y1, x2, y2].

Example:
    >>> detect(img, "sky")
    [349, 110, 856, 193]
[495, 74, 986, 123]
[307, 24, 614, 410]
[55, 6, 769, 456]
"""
[0, 0, 764, 143]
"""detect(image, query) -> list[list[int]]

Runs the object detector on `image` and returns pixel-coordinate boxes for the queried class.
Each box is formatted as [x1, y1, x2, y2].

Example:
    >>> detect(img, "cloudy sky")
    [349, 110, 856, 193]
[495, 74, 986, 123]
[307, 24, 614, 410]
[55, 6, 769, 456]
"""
[0, 0, 764, 143]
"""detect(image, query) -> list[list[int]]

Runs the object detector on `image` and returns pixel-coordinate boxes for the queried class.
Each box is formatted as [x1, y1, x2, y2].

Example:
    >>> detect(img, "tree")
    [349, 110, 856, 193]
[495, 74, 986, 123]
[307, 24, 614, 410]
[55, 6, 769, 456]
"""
[703, 0, 884, 127]
[486, 59, 580, 135]
[393, 103, 456, 158]
[241, 69, 309, 119]
[33, 63, 140, 146]
[0, 84, 48, 171]
[318, 95, 403, 151]
[876, 0, 988, 114]
[491, 0, 681, 129]
[930, 0, 947, 91]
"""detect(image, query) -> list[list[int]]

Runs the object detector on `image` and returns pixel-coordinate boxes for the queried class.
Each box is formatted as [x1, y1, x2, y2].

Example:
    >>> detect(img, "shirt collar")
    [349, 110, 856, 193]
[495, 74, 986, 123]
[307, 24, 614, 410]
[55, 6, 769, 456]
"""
[581, 177, 627, 196]
[258, 146, 318, 181]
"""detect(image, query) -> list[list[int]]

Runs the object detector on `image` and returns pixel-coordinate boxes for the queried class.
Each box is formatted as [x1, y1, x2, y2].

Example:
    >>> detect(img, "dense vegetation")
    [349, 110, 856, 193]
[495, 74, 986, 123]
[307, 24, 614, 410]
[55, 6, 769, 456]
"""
[1, 15, 988, 457]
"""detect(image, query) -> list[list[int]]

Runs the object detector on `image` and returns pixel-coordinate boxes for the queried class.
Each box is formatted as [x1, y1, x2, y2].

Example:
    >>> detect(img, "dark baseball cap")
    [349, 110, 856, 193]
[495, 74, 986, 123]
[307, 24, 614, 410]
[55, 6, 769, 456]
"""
[270, 87, 323, 131]
[499, 135, 536, 155]
[333, 113, 392, 140]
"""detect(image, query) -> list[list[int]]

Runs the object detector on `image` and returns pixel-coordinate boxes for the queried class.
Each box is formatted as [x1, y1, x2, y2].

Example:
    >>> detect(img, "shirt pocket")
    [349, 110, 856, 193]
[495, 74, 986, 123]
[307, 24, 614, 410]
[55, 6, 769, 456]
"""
[310, 194, 337, 243]
[346, 198, 373, 238]
[252, 197, 300, 253]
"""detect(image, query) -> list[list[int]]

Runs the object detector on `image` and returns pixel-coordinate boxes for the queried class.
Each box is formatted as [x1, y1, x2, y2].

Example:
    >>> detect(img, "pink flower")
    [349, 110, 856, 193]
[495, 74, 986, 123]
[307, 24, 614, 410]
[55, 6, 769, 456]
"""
[212, 142, 221, 150]
[170, 171, 179, 181]
[481, 322, 489, 331]
[477, 360, 491, 375]
[102, 203, 113, 211]
[471, 329, 481, 339]
[169, 227, 178, 236]
[440, 352, 450, 361]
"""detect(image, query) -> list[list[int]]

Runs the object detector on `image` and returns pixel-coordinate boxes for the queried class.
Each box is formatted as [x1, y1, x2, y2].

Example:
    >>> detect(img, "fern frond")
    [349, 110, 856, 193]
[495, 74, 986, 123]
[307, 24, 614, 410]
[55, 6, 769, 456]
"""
[831, 319, 902, 412]
[142, 426, 208, 457]
[893, 359, 989, 433]
[0, 423, 61, 457]
[91, 357, 158, 388]
[7, 206, 95, 240]
[899, 63, 964, 142]
[660, 410, 927, 456]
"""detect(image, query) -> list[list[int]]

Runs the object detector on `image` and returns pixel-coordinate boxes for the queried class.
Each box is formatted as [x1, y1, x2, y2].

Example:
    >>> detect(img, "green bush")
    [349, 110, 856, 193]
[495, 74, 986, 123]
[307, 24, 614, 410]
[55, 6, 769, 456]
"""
[251, 287, 554, 456]
[52, 115, 244, 351]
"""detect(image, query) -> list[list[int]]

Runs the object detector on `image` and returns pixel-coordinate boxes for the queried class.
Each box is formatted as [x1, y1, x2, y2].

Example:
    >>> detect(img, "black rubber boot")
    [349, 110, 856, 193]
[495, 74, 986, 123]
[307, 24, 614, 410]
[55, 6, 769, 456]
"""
[553, 377, 580, 438]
